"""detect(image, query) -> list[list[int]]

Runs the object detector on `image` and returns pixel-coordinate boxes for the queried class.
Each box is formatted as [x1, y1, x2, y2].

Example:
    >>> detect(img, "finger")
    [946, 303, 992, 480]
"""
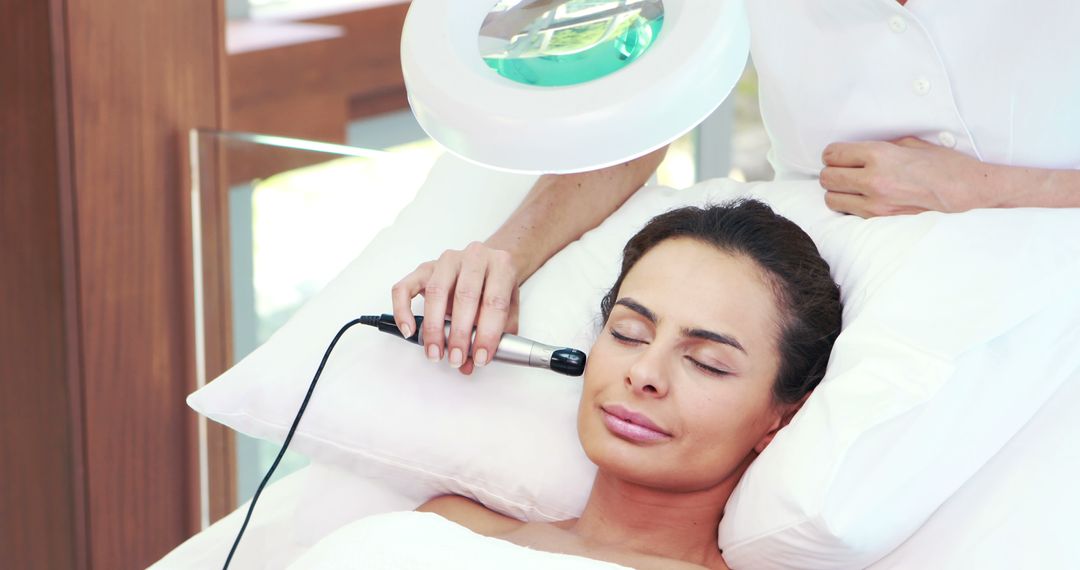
[471, 250, 517, 367]
[879, 204, 929, 216]
[446, 244, 488, 368]
[821, 142, 870, 167]
[505, 288, 521, 335]
[819, 166, 873, 195]
[391, 264, 430, 338]
[420, 252, 462, 362]
[824, 190, 872, 218]
[892, 136, 936, 149]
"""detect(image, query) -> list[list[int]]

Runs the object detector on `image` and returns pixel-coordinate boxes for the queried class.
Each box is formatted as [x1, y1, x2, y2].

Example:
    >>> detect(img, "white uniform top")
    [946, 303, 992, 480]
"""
[747, 0, 1080, 179]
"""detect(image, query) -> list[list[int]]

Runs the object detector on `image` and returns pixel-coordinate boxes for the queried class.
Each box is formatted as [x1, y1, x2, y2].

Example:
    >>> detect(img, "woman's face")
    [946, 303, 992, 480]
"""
[578, 237, 787, 492]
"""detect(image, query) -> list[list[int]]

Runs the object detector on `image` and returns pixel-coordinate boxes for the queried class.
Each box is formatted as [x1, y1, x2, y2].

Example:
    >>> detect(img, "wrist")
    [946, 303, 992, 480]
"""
[985, 163, 1052, 209]
[483, 232, 539, 285]
[954, 160, 1019, 210]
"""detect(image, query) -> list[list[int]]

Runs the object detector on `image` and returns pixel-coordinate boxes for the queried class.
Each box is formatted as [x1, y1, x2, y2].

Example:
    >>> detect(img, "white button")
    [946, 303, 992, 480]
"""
[938, 131, 957, 148]
[912, 78, 931, 96]
[889, 15, 908, 33]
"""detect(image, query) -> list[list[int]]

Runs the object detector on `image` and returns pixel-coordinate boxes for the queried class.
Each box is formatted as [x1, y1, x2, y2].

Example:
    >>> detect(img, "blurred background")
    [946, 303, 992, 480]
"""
[1, 0, 769, 567]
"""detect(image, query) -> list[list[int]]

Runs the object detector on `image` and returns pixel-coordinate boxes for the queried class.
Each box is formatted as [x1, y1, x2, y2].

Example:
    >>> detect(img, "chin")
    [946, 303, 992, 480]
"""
[582, 422, 745, 493]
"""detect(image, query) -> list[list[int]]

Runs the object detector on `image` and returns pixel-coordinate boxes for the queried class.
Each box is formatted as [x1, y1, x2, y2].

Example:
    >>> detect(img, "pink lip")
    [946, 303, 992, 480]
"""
[600, 404, 671, 442]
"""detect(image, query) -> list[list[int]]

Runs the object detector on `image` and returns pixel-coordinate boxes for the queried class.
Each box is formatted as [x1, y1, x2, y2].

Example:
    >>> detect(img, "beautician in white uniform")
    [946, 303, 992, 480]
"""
[392, 0, 1080, 373]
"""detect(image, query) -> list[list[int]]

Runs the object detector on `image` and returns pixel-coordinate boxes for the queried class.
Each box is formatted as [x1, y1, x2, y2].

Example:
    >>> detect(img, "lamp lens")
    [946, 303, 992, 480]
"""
[479, 0, 665, 87]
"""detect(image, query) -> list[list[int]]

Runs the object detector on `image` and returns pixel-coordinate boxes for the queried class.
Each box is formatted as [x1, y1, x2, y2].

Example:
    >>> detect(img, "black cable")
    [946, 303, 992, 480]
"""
[223, 317, 368, 569]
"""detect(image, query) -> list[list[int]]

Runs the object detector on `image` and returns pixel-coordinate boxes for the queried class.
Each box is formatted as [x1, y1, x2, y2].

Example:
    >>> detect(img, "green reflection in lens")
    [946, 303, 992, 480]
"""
[479, 0, 664, 87]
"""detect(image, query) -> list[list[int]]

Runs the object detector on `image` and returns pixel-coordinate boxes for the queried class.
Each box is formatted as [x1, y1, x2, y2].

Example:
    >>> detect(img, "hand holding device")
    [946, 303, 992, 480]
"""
[361, 314, 586, 377]
[390, 242, 523, 374]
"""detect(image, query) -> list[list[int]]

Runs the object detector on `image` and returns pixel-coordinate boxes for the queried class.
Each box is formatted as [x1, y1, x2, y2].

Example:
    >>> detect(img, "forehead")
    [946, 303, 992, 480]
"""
[618, 238, 782, 346]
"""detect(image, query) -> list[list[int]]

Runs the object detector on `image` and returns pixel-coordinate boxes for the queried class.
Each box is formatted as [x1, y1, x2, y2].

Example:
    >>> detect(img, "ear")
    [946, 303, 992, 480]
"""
[752, 392, 812, 454]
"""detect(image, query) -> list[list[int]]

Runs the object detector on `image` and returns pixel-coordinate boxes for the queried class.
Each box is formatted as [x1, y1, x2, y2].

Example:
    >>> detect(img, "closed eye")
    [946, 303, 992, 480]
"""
[609, 329, 646, 345]
[686, 357, 730, 377]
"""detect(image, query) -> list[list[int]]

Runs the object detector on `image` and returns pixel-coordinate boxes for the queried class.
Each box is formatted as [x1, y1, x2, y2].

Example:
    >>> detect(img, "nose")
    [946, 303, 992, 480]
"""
[625, 344, 670, 398]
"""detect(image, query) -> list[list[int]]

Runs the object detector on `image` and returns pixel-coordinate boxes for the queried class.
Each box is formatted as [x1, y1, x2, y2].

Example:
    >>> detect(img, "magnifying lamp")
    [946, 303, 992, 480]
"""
[401, 0, 750, 174]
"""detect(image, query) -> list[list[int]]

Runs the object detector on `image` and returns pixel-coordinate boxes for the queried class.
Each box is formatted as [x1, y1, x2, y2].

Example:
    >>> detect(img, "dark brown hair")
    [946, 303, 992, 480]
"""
[600, 199, 842, 405]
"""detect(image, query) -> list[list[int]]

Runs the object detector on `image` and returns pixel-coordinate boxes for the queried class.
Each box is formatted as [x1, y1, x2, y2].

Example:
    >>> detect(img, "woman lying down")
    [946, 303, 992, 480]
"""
[294, 200, 842, 569]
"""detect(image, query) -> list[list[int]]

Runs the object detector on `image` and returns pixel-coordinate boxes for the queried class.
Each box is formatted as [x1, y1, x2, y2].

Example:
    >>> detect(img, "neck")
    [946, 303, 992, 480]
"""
[566, 458, 750, 567]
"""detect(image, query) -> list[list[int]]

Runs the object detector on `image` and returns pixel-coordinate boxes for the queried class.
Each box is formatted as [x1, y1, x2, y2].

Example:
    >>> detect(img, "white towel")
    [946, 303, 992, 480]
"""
[288, 511, 632, 569]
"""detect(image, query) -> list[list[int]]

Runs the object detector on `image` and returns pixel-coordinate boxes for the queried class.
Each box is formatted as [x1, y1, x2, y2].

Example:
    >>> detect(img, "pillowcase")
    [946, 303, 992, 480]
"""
[189, 152, 1080, 568]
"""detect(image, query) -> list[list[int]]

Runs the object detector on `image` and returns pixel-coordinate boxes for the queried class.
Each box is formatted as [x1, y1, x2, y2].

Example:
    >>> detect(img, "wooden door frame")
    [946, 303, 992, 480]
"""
[2, 0, 226, 567]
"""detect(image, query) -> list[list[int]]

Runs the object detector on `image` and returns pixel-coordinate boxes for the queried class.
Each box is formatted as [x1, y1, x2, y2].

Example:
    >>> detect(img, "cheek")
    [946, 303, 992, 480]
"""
[577, 351, 610, 442]
[578, 352, 607, 411]
[679, 389, 774, 462]
[580, 337, 630, 394]
[577, 342, 639, 460]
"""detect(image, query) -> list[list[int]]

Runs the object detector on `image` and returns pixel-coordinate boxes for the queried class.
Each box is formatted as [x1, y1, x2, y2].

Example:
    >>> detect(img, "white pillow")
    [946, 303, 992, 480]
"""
[720, 206, 1080, 567]
[189, 152, 1080, 567]
[870, 365, 1080, 569]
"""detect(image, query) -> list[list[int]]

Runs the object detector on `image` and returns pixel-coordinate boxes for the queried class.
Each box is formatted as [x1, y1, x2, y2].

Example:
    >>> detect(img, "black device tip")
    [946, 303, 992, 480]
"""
[550, 348, 587, 377]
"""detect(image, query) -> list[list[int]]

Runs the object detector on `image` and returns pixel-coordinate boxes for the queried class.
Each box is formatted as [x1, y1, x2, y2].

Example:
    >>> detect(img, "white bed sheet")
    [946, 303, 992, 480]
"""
[150, 467, 313, 570]
[156, 368, 1080, 569]
[150, 466, 421, 569]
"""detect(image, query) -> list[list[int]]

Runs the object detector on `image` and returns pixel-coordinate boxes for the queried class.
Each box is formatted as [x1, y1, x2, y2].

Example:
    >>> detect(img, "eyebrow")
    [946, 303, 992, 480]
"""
[614, 298, 748, 355]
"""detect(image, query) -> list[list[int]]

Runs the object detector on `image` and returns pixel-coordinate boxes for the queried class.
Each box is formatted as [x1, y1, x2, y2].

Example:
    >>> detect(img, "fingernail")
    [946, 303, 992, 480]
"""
[426, 344, 440, 362]
[399, 322, 413, 338]
[449, 348, 463, 368]
[474, 349, 488, 367]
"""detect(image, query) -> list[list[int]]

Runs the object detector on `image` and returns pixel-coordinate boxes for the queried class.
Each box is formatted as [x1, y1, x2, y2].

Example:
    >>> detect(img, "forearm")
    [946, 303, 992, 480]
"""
[986, 164, 1080, 209]
[485, 146, 669, 282]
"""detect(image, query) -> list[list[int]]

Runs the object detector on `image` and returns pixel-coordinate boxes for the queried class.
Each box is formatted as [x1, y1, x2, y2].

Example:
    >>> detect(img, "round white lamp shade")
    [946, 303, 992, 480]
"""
[401, 0, 751, 174]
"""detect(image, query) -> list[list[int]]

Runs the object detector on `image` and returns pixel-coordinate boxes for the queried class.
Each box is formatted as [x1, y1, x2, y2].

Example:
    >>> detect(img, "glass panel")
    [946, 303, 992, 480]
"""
[480, 0, 664, 86]
[190, 129, 439, 523]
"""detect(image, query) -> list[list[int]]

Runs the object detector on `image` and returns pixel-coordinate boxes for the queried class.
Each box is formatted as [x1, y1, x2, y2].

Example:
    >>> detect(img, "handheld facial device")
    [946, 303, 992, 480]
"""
[360, 314, 587, 376]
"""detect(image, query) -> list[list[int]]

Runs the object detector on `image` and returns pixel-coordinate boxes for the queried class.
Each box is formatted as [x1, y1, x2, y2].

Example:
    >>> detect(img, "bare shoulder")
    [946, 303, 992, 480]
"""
[416, 495, 524, 536]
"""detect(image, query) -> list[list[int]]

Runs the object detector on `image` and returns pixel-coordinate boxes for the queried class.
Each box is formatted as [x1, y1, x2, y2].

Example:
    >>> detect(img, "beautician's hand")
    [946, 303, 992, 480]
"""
[391, 242, 521, 375]
[390, 146, 668, 375]
[820, 137, 990, 217]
